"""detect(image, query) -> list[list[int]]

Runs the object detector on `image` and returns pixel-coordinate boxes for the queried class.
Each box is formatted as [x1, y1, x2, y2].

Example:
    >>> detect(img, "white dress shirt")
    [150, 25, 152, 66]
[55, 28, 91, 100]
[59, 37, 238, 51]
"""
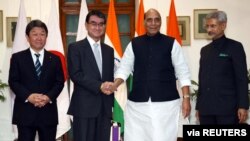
[115, 39, 191, 87]
[30, 48, 44, 65]
[87, 35, 102, 63]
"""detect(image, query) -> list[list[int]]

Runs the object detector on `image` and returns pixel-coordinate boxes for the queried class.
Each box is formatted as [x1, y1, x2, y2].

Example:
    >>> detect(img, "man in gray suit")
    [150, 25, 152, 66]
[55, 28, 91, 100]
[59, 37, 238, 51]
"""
[196, 11, 249, 124]
[67, 10, 114, 141]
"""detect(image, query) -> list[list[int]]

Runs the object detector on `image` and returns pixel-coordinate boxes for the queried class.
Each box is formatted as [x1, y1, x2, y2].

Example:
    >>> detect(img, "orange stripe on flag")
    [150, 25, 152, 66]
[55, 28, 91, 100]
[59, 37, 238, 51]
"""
[106, 0, 123, 57]
[105, 0, 128, 135]
[136, 0, 146, 36]
[167, 0, 182, 45]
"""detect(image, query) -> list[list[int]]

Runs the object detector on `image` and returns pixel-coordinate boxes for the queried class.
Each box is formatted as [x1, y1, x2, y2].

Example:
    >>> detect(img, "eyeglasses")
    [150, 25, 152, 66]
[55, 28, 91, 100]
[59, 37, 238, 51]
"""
[88, 22, 105, 28]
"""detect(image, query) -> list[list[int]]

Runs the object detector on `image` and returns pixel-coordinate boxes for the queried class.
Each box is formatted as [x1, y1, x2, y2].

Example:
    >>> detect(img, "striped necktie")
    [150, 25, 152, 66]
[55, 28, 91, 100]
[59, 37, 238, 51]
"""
[35, 53, 42, 79]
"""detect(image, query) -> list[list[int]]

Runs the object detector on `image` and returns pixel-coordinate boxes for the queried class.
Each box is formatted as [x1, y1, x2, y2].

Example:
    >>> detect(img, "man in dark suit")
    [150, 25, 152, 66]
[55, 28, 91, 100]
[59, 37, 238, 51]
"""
[196, 11, 249, 124]
[8, 20, 64, 141]
[67, 10, 114, 141]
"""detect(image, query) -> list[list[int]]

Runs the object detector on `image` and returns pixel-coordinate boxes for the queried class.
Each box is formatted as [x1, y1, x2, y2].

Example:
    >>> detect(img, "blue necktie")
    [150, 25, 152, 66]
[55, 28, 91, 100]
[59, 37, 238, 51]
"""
[35, 54, 42, 79]
[93, 43, 102, 76]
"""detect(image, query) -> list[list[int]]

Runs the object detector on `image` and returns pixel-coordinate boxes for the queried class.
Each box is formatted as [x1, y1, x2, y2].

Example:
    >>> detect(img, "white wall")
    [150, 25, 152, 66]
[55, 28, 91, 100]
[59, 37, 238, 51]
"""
[143, 0, 250, 81]
[0, 0, 58, 140]
[0, 0, 249, 140]
[0, 0, 58, 81]
[1, 0, 250, 90]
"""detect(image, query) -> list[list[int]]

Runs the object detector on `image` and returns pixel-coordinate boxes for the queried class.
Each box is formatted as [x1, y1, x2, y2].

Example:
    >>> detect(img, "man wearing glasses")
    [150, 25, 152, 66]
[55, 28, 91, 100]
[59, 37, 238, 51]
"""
[67, 10, 114, 141]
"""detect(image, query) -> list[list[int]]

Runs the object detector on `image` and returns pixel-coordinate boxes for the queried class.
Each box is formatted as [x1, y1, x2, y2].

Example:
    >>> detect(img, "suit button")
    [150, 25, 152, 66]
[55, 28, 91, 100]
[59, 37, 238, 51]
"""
[207, 88, 210, 91]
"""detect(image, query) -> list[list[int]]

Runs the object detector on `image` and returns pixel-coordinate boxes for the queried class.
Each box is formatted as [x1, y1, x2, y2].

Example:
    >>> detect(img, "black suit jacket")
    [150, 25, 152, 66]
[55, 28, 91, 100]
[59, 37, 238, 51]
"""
[196, 35, 249, 115]
[67, 38, 114, 118]
[8, 49, 64, 126]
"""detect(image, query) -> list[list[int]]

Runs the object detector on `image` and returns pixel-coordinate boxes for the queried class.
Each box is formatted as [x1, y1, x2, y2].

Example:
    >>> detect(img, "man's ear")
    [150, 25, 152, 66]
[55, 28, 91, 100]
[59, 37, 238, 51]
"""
[85, 22, 88, 29]
[221, 22, 227, 30]
[25, 35, 29, 42]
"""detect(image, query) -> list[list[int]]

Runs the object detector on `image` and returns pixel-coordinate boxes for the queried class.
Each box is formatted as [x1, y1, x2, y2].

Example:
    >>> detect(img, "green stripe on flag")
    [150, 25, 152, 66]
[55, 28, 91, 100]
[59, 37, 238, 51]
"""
[113, 99, 124, 134]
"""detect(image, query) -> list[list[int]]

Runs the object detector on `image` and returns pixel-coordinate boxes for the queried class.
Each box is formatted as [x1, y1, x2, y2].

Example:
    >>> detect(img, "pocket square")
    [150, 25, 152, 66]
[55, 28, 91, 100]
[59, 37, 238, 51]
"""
[219, 53, 229, 57]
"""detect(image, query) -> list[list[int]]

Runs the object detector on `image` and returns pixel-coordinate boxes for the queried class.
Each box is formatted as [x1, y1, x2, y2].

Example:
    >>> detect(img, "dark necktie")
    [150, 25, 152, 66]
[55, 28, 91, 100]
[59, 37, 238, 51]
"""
[35, 53, 42, 79]
[93, 43, 102, 76]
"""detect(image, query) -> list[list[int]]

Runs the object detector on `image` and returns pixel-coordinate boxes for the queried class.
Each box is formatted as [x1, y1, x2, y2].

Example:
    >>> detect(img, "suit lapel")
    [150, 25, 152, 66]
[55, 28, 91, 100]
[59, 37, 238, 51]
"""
[101, 43, 108, 79]
[41, 50, 50, 79]
[25, 49, 40, 79]
[84, 39, 102, 79]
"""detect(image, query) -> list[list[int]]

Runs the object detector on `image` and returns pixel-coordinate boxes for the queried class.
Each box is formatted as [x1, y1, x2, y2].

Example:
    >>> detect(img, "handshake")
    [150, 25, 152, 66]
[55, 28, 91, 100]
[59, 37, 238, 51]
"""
[100, 82, 118, 95]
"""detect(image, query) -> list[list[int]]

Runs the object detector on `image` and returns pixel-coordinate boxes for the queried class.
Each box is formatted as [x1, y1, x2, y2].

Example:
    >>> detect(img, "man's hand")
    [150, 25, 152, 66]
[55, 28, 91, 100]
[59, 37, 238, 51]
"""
[36, 95, 51, 107]
[27, 93, 50, 108]
[195, 110, 199, 121]
[100, 82, 116, 95]
[27, 93, 42, 106]
[100, 78, 124, 95]
[182, 98, 191, 118]
[238, 108, 248, 123]
[181, 86, 191, 118]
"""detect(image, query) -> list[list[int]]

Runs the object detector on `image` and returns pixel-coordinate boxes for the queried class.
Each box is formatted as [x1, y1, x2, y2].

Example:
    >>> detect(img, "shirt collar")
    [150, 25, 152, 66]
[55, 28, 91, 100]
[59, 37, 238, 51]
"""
[212, 35, 226, 48]
[30, 48, 45, 56]
[87, 35, 101, 47]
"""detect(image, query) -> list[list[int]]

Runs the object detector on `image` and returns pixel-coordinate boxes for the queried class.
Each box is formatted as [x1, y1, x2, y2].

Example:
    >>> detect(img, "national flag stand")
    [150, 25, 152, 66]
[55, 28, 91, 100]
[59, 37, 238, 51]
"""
[111, 121, 122, 141]
[105, 0, 128, 138]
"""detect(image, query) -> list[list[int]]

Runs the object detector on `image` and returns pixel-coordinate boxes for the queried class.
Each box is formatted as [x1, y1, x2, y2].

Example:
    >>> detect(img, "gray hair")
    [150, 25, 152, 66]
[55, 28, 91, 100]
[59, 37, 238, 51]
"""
[206, 11, 227, 23]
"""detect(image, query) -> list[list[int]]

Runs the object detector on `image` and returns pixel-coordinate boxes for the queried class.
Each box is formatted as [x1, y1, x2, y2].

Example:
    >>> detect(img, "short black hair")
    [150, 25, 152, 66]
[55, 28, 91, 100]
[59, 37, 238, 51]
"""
[85, 10, 106, 24]
[25, 19, 48, 36]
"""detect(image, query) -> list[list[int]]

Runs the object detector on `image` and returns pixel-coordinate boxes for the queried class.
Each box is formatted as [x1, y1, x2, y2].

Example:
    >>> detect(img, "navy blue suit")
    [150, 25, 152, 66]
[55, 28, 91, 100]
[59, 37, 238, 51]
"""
[67, 38, 114, 141]
[196, 35, 249, 124]
[8, 48, 64, 140]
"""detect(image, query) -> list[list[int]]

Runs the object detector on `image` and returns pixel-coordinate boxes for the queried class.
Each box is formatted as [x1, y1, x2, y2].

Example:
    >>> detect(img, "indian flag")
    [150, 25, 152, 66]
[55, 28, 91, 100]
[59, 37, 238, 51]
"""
[167, 0, 182, 45]
[129, 0, 146, 92]
[135, 0, 146, 37]
[104, 0, 127, 135]
[167, 0, 189, 138]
